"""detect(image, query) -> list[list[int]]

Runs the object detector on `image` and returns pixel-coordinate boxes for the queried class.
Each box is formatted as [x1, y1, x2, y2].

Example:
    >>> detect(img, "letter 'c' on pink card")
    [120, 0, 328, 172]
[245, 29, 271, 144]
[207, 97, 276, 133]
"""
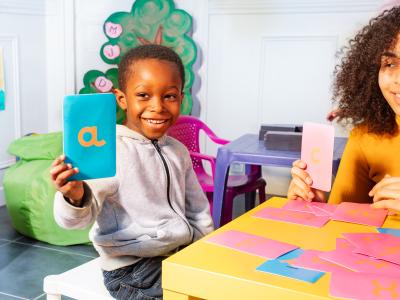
[301, 122, 334, 192]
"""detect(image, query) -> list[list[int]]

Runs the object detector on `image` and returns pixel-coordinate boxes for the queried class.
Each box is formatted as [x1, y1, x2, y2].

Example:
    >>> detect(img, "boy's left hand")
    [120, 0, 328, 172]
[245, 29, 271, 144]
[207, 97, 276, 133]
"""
[369, 175, 400, 212]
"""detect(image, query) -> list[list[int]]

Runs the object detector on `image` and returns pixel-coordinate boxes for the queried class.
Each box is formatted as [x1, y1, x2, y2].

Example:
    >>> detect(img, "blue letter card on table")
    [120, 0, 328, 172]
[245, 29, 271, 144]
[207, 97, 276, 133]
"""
[256, 259, 324, 283]
[377, 228, 400, 237]
[63, 93, 116, 180]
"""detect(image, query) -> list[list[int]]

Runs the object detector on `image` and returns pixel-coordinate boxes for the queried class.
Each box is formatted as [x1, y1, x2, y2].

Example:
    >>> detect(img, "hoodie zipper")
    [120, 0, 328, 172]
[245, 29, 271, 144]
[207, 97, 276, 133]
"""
[151, 139, 194, 242]
[151, 139, 176, 213]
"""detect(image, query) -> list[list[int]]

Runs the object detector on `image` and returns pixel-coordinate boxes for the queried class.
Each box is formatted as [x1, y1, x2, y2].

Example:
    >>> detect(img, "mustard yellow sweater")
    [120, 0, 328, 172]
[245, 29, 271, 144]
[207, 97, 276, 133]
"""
[329, 116, 400, 204]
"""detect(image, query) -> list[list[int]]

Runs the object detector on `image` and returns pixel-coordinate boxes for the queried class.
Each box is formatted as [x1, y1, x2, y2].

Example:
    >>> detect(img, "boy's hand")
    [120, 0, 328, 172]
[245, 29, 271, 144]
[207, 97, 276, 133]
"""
[50, 155, 84, 207]
[287, 160, 326, 202]
[370, 175, 400, 213]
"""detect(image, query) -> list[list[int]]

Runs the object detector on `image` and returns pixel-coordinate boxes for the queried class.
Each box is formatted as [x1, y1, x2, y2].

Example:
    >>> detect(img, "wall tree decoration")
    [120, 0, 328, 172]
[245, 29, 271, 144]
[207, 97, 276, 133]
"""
[79, 0, 197, 123]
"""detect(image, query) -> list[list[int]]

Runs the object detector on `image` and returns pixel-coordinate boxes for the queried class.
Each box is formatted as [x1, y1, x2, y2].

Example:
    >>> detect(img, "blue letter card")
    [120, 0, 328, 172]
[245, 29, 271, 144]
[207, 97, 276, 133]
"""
[63, 93, 116, 180]
[256, 259, 324, 283]
[377, 228, 400, 237]
[277, 248, 305, 261]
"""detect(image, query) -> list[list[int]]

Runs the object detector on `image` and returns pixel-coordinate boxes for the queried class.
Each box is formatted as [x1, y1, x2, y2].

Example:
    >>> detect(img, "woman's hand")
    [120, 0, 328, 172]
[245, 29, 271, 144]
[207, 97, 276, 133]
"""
[370, 175, 400, 212]
[50, 155, 84, 207]
[287, 160, 326, 202]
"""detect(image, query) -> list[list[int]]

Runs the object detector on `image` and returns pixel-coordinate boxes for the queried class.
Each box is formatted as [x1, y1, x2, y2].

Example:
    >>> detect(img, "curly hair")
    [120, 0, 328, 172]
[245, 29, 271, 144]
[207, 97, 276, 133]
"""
[333, 6, 400, 135]
[118, 44, 185, 92]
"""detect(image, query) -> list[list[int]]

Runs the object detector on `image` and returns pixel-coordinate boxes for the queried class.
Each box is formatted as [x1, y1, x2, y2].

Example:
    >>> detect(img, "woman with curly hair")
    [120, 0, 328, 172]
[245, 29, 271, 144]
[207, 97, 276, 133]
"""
[288, 6, 400, 212]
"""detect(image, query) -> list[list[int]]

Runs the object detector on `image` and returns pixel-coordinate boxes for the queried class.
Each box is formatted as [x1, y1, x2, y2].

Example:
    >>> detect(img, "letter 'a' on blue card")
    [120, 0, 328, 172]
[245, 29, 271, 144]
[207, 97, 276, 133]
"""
[256, 259, 324, 283]
[63, 93, 116, 180]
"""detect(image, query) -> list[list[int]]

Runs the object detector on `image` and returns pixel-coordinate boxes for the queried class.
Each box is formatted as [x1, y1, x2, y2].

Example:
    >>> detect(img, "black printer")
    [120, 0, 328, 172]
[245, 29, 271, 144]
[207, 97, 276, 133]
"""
[259, 124, 303, 152]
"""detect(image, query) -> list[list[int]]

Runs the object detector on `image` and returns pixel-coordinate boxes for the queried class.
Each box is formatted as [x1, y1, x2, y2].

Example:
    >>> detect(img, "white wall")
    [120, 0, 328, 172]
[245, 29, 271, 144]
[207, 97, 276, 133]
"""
[0, 0, 49, 205]
[46, 0, 76, 133]
[201, 0, 379, 195]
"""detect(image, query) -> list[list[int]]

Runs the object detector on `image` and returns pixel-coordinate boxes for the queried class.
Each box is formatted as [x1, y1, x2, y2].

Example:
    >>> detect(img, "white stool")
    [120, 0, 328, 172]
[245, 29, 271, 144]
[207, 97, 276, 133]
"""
[43, 257, 113, 300]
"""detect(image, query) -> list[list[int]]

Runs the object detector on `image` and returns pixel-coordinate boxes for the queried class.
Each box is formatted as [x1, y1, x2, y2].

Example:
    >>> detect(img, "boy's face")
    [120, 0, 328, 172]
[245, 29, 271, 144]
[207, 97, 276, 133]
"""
[115, 58, 183, 139]
[379, 34, 400, 116]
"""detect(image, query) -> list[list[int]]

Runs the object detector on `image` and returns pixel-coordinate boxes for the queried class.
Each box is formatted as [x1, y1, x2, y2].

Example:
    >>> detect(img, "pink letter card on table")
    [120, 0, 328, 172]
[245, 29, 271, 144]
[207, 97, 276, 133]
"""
[335, 238, 355, 251]
[343, 233, 400, 266]
[289, 250, 349, 273]
[320, 248, 400, 276]
[308, 202, 337, 217]
[253, 207, 330, 228]
[301, 122, 335, 192]
[282, 199, 313, 213]
[206, 230, 298, 259]
[342, 232, 388, 247]
[330, 270, 400, 300]
[331, 202, 388, 227]
[283, 200, 337, 217]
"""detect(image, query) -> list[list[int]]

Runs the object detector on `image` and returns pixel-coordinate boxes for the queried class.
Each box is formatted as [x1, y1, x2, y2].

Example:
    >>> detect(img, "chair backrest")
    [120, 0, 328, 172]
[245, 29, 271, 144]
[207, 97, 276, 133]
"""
[168, 116, 261, 189]
[167, 116, 215, 174]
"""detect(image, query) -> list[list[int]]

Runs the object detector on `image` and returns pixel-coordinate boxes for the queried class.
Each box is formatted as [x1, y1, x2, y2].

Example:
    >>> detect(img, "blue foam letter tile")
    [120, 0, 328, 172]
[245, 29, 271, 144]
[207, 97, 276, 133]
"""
[377, 228, 400, 237]
[256, 259, 324, 283]
[277, 248, 305, 261]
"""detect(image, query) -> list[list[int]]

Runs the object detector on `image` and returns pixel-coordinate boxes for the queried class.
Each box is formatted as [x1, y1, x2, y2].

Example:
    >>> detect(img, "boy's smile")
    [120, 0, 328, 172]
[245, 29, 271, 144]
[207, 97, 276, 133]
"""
[114, 59, 183, 139]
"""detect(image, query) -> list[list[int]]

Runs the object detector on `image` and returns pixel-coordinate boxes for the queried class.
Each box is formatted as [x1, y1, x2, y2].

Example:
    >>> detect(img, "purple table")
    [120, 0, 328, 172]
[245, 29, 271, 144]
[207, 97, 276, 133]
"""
[212, 134, 347, 228]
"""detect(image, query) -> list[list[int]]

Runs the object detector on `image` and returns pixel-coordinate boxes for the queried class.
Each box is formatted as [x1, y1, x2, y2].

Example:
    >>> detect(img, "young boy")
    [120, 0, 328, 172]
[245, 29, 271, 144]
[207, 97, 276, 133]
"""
[50, 44, 214, 300]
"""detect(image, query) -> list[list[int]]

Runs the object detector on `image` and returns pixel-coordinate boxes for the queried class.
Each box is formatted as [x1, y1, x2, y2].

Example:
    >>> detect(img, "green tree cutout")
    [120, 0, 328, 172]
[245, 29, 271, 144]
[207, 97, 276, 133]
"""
[79, 0, 197, 123]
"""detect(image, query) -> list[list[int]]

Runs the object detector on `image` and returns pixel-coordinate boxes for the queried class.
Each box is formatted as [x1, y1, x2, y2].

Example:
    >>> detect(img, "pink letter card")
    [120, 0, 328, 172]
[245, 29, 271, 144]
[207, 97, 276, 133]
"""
[253, 207, 330, 228]
[289, 250, 349, 273]
[320, 249, 400, 276]
[282, 199, 313, 213]
[308, 202, 338, 217]
[331, 202, 388, 227]
[330, 270, 400, 300]
[283, 199, 337, 216]
[336, 238, 355, 251]
[301, 122, 334, 192]
[206, 230, 298, 259]
[344, 233, 400, 266]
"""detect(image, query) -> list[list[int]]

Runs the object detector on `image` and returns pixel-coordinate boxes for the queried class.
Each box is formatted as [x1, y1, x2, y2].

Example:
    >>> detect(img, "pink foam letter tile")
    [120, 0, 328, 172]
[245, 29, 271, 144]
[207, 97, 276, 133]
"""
[308, 205, 330, 217]
[336, 238, 355, 251]
[330, 270, 400, 300]
[253, 207, 330, 228]
[282, 199, 313, 213]
[301, 122, 335, 192]
[308, 202, 338, 216]
[343, 233, 400, 266]
[320, 248, 400, 276]
[342, 232, 386, 247]
[331, 202, 388, 227]
[289, 250, 349, 273]
[206, 230, 298, 259]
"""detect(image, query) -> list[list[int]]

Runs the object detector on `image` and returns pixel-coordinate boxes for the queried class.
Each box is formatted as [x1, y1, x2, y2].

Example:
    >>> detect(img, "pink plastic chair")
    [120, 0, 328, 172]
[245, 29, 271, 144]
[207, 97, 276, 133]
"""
[168, 116, 266, 225]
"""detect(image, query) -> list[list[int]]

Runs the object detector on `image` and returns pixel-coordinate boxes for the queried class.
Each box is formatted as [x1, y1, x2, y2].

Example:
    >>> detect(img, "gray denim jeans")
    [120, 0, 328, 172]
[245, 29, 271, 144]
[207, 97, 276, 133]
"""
[102, 257, 163, 300]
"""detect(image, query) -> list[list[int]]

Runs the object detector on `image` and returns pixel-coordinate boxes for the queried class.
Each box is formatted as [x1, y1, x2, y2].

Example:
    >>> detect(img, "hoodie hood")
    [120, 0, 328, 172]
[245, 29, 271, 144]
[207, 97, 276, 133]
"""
[116, 124, 167, 145]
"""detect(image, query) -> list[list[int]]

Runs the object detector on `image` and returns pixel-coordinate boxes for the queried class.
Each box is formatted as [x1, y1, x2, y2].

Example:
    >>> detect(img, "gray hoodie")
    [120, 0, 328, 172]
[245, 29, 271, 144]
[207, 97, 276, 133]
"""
[54, 125, 214, 271]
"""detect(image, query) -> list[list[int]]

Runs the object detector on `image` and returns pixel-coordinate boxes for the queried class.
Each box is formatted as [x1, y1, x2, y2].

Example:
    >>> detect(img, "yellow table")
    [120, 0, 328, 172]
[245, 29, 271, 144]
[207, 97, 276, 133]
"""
[162, 197, 400, 300]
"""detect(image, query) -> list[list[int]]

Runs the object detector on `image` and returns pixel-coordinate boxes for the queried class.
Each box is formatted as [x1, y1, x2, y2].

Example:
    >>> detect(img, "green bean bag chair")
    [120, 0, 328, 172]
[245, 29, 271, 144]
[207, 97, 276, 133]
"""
[3, 132, 91, 245]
